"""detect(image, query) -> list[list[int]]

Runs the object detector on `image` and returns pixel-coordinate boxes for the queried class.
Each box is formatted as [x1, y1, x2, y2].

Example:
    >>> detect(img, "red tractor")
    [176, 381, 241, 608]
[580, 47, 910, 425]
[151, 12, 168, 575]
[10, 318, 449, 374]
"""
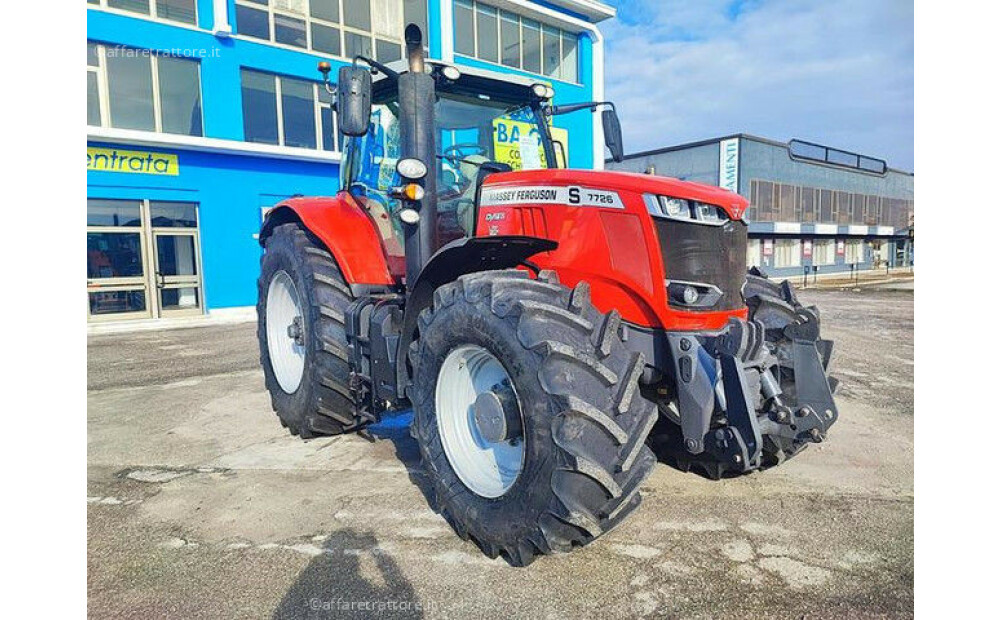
[257, 26, 838, 566]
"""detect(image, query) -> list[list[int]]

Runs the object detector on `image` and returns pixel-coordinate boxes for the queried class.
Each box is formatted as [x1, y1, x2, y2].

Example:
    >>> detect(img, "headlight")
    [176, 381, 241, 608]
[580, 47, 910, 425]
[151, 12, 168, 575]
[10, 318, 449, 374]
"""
[399, 208, 420, 225]
[663, 198, 689, 218]
[682, 285, 699, 305]
[531, 83, 551, 99]
[666, 280, 724, 309]
[396, 158, 427, 180]
[441, 65, 462, 81]
[644, 194, 730, 226]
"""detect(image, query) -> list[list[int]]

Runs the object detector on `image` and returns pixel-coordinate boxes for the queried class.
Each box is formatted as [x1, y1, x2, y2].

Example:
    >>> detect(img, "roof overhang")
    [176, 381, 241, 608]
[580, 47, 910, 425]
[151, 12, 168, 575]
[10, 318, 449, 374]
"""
[542, 0, 617, 22]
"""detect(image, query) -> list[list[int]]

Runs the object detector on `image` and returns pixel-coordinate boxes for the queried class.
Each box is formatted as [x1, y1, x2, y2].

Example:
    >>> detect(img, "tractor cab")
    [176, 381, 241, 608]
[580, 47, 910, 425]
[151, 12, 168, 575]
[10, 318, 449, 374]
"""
[337, 60, 560, 271]
[326, 28, 623, 287]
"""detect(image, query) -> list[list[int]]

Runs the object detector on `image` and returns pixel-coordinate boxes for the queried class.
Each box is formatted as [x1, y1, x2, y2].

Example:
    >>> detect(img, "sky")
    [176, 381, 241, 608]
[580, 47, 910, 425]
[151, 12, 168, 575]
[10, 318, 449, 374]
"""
[601, 0, 914, 170]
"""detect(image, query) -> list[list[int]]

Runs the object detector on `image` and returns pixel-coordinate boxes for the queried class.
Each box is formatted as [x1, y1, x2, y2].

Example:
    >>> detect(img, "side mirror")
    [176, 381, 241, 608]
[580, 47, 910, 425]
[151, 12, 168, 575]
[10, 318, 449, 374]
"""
[336, 66, 372, 137]
[602, 109, 624, 163]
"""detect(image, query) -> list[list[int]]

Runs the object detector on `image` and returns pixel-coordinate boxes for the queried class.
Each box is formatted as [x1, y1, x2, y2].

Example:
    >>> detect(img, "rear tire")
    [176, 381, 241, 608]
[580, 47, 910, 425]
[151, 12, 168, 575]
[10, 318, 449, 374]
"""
[257, 222, 363, 438]
[409, 269, 658, 566]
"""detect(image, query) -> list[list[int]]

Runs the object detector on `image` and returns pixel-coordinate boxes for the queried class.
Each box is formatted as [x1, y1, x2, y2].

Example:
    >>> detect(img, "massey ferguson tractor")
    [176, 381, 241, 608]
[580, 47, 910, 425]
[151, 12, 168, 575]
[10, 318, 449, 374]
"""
[257, 26, 839, 566]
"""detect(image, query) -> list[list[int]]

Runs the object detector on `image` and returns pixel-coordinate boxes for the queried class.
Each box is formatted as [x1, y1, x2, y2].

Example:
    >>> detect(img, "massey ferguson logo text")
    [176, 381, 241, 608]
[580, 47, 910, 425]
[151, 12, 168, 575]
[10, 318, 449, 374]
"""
[488, 188, 558, 203]
[481, 185, 624, 209]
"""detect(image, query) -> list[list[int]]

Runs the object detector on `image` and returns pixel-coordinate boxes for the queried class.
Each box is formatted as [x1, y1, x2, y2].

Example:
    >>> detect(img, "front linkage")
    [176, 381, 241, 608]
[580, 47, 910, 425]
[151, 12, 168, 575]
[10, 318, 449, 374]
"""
[664, 297, 839, 478]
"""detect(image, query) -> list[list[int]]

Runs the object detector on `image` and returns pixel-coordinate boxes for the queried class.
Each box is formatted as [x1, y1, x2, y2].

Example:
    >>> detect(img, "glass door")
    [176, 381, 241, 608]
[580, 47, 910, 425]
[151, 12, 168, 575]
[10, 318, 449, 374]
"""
[87, 198, 204, 321]
[152, 232, 202, 316]
[149, 201, 203, 317]
[87, 199, 153, 321]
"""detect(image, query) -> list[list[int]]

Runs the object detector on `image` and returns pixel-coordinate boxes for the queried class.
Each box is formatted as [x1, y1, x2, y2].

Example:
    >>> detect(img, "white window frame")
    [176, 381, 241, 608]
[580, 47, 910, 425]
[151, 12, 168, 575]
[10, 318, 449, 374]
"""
[454, 0, 581, 84]
[242, 69, 340, 153]
[746, 238, 761, 268]
[88, 43, 111, 128]
[812, 239, 835, 266]
[87, 42, 205, 137]
[89, 0, 200, 28]
[234, 0, 419, 63]
[844, 239, 864, 264]
[774, 239, 801, 268]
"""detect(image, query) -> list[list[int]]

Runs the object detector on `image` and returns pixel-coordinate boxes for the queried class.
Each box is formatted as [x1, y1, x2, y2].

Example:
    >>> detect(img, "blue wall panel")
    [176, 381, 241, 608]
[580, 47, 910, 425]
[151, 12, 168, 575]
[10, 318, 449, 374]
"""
[88, 143, 340, 309]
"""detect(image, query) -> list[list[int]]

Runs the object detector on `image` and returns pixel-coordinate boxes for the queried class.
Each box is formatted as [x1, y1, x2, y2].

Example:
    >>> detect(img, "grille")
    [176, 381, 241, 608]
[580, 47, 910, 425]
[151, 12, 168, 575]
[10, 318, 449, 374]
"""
[654, 217, 748, 311]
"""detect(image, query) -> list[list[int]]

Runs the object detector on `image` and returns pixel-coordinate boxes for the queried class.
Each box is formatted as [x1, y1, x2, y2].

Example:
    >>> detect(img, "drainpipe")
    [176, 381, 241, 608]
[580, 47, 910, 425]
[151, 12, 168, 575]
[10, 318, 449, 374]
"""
[212, 0, 232, 37]
[439, 0, 455, 62]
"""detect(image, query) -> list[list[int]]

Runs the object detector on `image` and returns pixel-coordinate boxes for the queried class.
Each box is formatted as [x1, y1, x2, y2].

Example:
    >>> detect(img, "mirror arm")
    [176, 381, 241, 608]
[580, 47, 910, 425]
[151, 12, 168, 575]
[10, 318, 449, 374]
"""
[547, 101, 616, 116]
[352, 55, 400, 82]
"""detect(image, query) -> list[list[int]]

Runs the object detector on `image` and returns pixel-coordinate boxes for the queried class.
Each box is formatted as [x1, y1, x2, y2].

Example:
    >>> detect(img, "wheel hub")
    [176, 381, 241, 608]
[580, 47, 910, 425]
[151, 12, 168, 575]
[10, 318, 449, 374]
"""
[472, 381, 521, 444]
[435, 345, 525, 498]
[287, 316, 305, 345]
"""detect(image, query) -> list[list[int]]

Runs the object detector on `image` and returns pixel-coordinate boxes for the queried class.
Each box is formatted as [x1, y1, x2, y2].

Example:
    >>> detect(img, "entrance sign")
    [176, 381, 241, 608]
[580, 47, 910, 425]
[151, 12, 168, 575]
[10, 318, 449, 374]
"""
[87, 147, 179, 176]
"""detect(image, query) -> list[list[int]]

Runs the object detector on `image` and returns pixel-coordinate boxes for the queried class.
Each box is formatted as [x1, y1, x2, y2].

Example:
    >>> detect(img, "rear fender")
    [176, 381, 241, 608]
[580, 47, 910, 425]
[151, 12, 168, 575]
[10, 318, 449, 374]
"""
[260, 194, 397, 287]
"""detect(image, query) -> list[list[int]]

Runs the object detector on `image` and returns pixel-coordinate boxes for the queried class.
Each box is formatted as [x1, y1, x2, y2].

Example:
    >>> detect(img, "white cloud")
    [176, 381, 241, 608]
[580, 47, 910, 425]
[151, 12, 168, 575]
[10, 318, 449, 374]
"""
[603, 0, 914, 169]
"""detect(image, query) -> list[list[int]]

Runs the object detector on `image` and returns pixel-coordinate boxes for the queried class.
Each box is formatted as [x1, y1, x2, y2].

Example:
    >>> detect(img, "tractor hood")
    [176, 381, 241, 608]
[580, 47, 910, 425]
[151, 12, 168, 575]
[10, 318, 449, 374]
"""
[481, 169, 750, 220]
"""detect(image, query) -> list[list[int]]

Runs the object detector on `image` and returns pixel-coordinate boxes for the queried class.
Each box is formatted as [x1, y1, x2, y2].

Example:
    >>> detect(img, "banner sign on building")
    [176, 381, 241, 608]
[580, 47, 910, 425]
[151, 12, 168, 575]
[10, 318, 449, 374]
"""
[492, 117, 569, 171]
[837, 240, 845, 255]
[803, 240, 812, 257]
[718, 137, 740, 193]
[87, 147, 179, 175]
[762, 239, 773, 256]
[493, 118, 546, 171]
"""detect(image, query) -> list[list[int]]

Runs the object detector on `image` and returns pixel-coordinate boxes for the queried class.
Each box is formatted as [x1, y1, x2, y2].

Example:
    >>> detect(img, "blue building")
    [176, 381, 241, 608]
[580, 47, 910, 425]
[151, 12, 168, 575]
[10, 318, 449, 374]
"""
[608, 134, 915, 278]
[87, 0, 615, 323]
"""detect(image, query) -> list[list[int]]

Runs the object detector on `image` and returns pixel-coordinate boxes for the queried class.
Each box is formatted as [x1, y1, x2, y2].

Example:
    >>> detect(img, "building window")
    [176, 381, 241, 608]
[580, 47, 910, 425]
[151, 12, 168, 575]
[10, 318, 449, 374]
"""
[454, 0, 579, 83]
[87, 42, 203, 136]
[235, 0, 427, 63]
[747, 239, 761, 268]
[91, 0, 198, 25]
[844, 239, 864, 264]
[813, 239, 835, 265]
[240, 69, 339, 152]
[773, 239, 801, 268]
[748, 179, 914, 229]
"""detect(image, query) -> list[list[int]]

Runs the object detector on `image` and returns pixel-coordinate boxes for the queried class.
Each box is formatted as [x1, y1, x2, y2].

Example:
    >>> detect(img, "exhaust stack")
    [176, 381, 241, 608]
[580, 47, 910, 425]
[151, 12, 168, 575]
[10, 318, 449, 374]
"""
[397, 24, 437, 289]
[405, 24, 424, 75]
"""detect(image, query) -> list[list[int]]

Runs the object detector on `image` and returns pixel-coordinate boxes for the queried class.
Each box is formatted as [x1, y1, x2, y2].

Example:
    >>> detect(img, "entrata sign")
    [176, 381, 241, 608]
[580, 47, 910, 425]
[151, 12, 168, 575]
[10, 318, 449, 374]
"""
[718, 137, 740, 193]
[87, 147, 179, 175]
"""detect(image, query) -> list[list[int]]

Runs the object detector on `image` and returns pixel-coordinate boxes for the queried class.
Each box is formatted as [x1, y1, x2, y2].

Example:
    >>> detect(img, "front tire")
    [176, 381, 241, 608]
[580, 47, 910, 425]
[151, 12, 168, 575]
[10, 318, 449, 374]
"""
[409, 270, 658, 566]
[257, 222, 362, 437]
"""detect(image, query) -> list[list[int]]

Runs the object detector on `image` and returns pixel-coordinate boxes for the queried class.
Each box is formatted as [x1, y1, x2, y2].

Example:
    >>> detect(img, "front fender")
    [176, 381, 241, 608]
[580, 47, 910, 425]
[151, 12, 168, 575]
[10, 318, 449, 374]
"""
[261, 193, 397, 286]
[396, 235, 558, 396]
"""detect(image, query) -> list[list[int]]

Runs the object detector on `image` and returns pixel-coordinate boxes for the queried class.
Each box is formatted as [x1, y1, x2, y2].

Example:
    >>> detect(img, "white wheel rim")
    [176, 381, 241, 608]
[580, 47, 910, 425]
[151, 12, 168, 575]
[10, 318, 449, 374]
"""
[435, 345, 525, 498]
[266, 270, 306, 393]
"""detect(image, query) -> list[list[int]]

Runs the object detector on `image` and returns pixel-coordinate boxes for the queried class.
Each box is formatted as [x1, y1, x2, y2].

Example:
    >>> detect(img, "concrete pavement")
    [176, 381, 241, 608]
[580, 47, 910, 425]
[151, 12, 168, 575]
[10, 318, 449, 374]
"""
[88, 287, 914, 619]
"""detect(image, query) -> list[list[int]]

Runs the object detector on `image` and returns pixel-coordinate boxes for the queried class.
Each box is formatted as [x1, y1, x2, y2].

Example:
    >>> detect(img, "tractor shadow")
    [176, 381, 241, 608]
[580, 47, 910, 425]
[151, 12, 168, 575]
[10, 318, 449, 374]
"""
[273, 528, 424, 619]
[369, 409, 745, 487]
[366, 410, 439, 509]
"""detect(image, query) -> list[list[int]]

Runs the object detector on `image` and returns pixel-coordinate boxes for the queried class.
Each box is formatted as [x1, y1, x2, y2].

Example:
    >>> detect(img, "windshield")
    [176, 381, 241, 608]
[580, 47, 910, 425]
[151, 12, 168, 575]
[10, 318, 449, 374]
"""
[342, 90, 554, 272]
